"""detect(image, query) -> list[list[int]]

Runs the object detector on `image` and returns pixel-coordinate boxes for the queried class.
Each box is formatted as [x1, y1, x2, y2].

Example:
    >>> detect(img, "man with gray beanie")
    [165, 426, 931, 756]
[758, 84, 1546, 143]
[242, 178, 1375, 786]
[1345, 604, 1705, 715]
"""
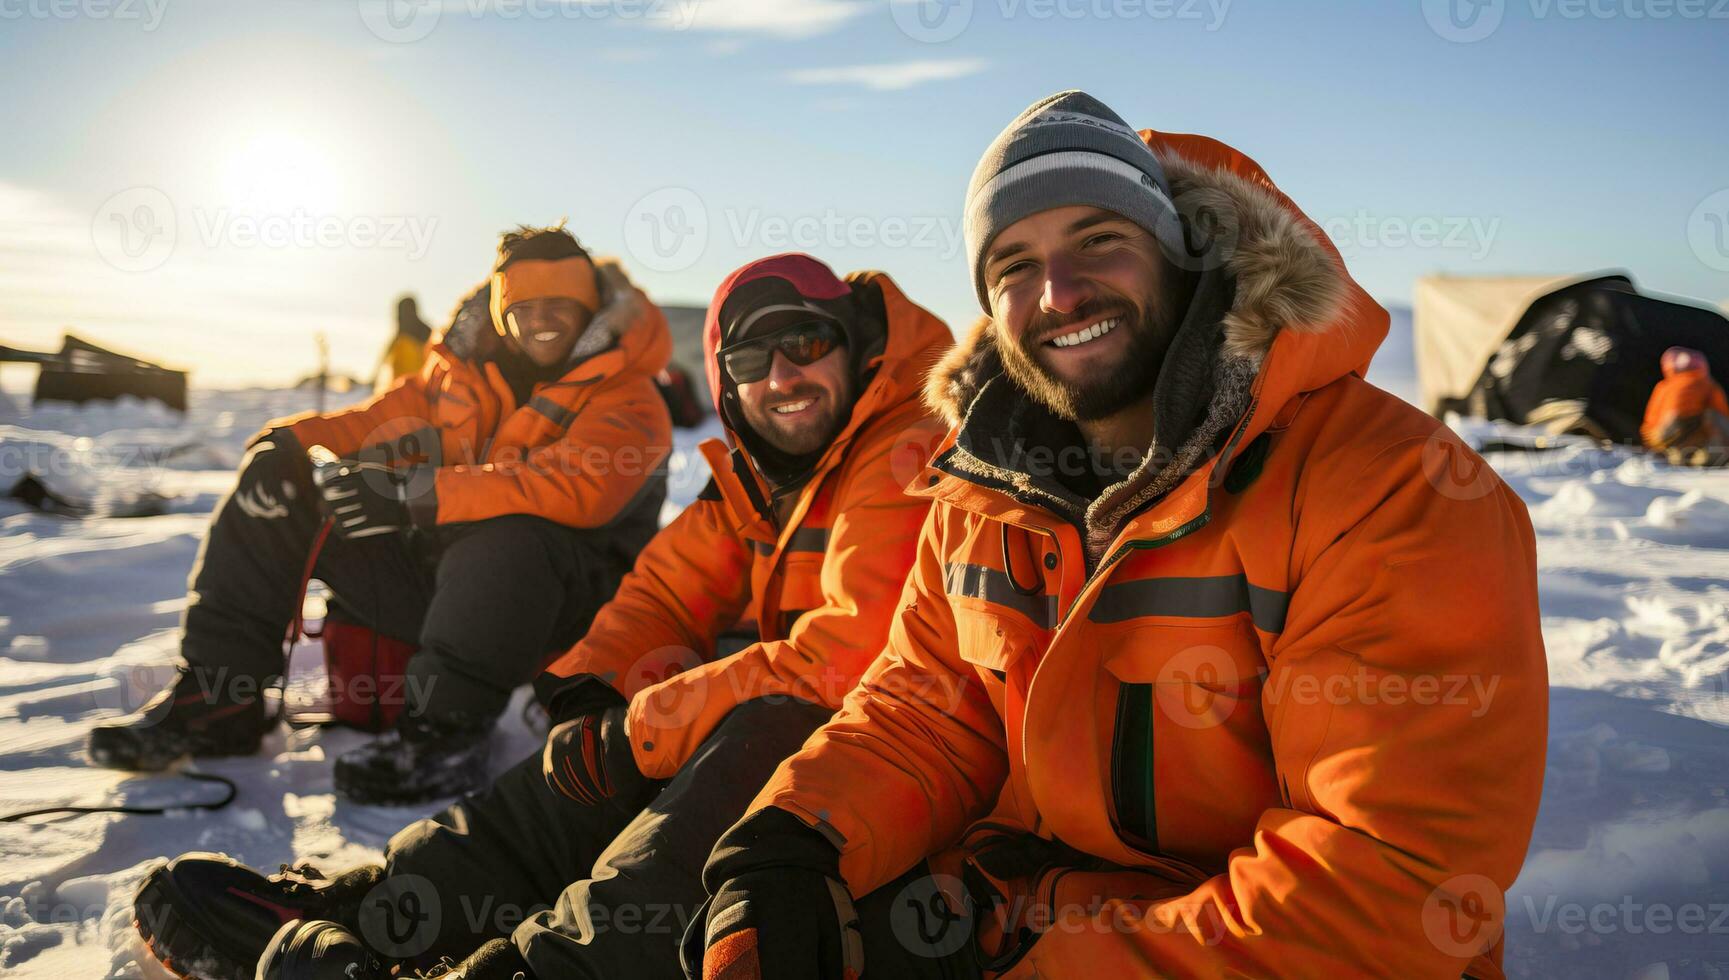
[688, 90, 1546, 979]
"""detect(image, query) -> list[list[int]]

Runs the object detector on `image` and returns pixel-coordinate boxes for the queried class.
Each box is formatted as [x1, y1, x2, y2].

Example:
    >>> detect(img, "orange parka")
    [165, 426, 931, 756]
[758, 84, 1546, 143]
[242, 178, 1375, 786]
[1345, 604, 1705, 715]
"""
[540, 270, 951, 779]
[1641, 358, 1729, 452]
[749, 133, 1549, 979]
[276, 260, 673, 530]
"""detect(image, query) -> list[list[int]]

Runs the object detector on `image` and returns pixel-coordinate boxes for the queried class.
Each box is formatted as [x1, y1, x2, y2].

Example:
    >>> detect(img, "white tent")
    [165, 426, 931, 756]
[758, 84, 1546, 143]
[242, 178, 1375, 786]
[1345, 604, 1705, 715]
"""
[1413, 274, 1577, 414]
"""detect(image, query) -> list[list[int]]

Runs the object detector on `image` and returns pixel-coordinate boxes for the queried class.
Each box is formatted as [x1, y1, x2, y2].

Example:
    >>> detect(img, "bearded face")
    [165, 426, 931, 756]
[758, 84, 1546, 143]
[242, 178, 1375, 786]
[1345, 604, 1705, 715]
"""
[981, 206, 1190, 423]
[994, 282, 1186, 422]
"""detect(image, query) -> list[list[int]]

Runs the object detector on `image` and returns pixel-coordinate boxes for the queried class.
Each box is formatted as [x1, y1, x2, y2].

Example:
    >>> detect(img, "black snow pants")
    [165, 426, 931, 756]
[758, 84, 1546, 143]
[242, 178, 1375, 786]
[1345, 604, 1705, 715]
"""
[373, 695, 983, 978]
[179, 434, 658, 721]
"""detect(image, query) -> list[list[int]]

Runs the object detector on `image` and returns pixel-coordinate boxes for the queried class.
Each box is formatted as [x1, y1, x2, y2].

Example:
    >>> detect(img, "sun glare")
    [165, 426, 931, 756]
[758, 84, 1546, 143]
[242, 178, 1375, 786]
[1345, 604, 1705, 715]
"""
[220, 131, 341, 214]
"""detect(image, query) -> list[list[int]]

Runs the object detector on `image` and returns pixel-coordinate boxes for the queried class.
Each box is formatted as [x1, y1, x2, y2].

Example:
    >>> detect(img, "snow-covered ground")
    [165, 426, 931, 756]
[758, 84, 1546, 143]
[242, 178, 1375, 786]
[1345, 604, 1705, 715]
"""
[2, 326, 1727, 977]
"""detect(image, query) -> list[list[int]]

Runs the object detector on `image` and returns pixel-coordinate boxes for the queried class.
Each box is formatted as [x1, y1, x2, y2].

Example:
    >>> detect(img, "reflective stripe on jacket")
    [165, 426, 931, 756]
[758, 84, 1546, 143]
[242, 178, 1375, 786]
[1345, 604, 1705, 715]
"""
[277, 260, 673, 529]
[541, 271, 953, 779]
[750, 132, 1548, 980]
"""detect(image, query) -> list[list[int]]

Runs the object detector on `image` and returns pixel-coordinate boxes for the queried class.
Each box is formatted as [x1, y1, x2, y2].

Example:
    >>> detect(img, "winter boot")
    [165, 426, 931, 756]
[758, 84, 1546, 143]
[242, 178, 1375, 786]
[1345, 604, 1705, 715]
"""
[89, 665, 273, 771]
[333, 712, 494, 805]
[258, 921, 532, 980]
[132, 852, 384, 980]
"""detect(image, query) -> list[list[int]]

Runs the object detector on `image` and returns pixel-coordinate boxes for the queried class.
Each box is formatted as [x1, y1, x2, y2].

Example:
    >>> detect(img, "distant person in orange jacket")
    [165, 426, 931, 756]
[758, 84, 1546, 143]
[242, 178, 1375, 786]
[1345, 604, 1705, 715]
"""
[130, 254, 953, 980]
[1642, 346, 1729, 465]
[89, 224, 674, 807]
[689, 91, 1549, 980]
[373, 294, 433, 392]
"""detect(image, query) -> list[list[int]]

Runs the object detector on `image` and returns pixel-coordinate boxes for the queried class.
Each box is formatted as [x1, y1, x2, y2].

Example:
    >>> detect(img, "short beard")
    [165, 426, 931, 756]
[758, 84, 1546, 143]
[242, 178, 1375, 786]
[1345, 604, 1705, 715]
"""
[996, 291, 1186, 422]
[740, 381, 850, 457]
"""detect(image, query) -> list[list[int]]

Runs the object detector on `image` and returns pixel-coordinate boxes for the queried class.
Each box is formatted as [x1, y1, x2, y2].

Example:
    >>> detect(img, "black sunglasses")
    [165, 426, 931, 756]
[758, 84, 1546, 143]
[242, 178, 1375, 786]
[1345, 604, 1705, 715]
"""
[719, 320, 846, 385]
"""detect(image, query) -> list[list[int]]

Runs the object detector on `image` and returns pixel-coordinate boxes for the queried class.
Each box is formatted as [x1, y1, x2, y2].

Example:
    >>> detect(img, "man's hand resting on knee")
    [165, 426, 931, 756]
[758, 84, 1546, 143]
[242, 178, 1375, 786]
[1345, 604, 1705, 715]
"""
[542, 682, 648, 808]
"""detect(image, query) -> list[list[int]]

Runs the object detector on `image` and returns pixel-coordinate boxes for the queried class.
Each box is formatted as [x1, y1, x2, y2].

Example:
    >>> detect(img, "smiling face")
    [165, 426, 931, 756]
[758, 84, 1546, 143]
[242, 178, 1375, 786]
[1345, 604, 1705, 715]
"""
[734, 344, 853, 457]
[505, 297, 593, 368]
[982, 205, 1188, 421]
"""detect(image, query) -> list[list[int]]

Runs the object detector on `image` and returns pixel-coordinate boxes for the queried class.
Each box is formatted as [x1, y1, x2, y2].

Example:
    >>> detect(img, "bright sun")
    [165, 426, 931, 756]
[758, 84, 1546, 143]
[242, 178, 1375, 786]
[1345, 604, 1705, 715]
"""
[221, 131, 341, 214]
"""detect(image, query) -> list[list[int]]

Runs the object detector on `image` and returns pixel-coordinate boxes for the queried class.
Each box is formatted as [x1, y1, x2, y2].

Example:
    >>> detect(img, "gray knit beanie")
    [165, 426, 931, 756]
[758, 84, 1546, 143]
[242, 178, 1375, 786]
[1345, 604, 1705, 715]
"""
[964, 90, 1178, 311]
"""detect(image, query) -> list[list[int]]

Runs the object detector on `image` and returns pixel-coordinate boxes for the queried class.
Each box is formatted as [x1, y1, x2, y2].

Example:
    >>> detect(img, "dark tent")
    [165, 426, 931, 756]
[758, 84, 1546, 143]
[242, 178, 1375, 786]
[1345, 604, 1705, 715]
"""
[1440, 274, 1729, 443]
[1, 335, 188, 412]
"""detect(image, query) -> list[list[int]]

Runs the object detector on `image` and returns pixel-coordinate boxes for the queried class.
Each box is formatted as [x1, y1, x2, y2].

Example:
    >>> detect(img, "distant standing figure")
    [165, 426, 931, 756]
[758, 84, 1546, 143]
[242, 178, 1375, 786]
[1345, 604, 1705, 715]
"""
[1642, 346, 1729, 465]
[374, 295, 432, 392]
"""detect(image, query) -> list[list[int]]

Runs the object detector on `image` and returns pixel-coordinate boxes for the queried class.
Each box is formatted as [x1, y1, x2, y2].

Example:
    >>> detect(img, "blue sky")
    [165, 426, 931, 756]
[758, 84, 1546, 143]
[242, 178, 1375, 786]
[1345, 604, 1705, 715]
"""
[2, 0, 1725, 384]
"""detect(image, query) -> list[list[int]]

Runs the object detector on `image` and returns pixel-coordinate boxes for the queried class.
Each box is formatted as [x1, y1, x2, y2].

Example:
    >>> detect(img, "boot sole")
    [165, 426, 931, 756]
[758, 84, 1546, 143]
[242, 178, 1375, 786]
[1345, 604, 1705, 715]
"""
[90, 731, 266, 772]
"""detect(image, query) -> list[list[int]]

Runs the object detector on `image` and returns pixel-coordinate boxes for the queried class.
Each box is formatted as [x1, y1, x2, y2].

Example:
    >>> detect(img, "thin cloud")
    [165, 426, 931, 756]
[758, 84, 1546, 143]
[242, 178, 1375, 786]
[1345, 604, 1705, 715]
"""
[670, 0, 869, 39]
[784, 58, 988, 92]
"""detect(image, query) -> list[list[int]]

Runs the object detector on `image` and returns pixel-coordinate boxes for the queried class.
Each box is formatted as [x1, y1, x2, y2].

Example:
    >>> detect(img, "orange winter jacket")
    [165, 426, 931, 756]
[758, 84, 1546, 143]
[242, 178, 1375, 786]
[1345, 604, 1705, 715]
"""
[540, 271, 952, 779]
[1641, 363, 1729, 452]
[750, 133, 1548, 979]
[276, 260, 673, 529]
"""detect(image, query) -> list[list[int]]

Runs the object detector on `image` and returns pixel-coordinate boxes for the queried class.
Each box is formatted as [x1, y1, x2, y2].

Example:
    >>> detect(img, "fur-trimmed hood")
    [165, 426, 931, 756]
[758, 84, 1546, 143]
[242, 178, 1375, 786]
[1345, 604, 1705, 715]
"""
[925, 136, 1378, 429]
[921, 130, 1388, 562]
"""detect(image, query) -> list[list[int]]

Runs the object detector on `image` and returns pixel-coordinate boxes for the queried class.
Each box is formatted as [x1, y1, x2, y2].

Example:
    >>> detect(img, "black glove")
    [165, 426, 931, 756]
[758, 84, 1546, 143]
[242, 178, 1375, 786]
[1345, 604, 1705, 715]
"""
[308, 447, 425, 539]
[686, 807, 861, 980]
[543, 702, 648, 809]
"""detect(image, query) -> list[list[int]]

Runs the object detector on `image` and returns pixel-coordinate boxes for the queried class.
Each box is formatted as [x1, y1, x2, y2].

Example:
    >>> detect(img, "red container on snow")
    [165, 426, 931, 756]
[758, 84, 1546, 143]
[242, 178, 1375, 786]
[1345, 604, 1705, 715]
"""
[319, 612, 419, 732]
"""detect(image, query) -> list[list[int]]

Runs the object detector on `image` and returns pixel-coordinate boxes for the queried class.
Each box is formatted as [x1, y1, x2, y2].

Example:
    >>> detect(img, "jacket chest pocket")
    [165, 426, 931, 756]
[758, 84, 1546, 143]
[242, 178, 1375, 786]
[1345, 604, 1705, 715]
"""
[1099, 619, 1278, 864]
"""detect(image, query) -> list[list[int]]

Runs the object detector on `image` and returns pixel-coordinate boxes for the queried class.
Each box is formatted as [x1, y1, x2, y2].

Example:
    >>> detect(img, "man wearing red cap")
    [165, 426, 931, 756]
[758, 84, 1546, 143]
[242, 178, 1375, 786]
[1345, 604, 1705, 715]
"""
[133, 253, 954, 980]
[90, 224, 675, 806]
